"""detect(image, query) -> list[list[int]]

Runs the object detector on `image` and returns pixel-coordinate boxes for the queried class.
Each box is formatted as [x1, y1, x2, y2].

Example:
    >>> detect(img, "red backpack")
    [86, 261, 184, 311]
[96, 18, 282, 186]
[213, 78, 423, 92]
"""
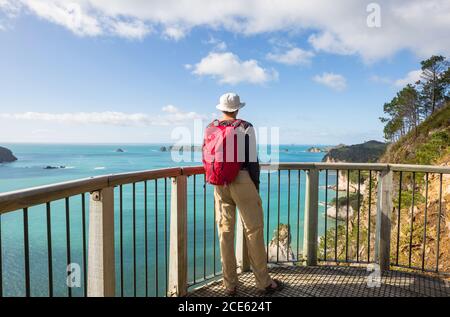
[202, 119, 243, 185]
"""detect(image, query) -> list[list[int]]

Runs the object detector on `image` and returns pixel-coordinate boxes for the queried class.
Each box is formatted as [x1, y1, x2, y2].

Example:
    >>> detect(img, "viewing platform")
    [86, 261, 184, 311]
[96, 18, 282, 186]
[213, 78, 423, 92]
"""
[189, 265, 450, 297]
[0, 163, 448, 297]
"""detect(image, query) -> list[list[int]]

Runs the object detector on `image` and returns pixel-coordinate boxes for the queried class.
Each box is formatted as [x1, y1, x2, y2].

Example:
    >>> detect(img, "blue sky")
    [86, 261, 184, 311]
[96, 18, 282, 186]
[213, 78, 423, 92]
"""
[0, 1, 449, 144]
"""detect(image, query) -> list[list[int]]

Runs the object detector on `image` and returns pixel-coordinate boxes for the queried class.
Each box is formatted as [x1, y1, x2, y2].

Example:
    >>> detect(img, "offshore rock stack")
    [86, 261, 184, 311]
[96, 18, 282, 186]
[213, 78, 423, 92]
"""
[267, 224, 296, 262]
[0, 146, 17, 163]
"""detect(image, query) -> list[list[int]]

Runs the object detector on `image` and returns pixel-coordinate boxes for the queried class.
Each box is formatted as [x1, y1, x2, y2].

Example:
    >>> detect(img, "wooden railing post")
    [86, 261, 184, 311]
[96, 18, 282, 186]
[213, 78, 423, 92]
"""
[375, 169, 393, 271]
[168, 175, 188, 297]
[88, 187, 115, 297]
[236, 217, 250, 273]
[303, 167, 319, 266]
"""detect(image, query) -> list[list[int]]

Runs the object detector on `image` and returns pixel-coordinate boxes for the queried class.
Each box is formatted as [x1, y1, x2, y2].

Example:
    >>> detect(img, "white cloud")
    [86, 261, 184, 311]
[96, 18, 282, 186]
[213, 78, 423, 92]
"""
[205, 36, 227, 51]
[308, 32, 355, 55]
[394, 69, 422, 87]
[267, 47, 314, 66]
[24, 0, 102, 36]
[0, 0, 20, 17]
[190, 51, 278, 85]
[369, 70, 422, 88]
[214, 41, 227, 51]
[31, 128, 54, 135]
[313, 72, 347, 91]
[163, 25, 187, 40]
[1, 1, 450, 60]
[111, 20, 151, 40]
[0, 106, 208, 126]
[162, 105, 179, 113]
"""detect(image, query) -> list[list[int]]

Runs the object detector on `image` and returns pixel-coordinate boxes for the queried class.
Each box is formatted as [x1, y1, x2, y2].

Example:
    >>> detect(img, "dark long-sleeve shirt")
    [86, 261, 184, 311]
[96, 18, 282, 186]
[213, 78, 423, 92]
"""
[240, 121, 260, 190]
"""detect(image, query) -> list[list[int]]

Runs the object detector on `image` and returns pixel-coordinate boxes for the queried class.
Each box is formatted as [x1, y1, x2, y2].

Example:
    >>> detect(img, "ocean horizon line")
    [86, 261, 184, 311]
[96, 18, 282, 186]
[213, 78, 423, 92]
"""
[0, 142, 337, 147]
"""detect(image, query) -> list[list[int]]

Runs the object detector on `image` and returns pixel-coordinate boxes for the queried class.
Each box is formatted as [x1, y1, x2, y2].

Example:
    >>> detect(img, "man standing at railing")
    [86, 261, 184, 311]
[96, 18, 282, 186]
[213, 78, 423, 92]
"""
[203, 93, 283, 296]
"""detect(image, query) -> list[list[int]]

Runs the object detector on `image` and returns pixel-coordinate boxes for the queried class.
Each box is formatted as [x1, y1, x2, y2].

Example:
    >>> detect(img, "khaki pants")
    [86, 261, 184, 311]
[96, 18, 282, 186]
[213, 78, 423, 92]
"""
[214, 170, 272, 290]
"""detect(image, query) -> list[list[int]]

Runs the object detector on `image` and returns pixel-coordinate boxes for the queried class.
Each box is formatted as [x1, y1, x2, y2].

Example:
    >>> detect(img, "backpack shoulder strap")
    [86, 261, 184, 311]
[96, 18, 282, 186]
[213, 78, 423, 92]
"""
[231, 119, 242, 127]
[207, 119, 220, 128]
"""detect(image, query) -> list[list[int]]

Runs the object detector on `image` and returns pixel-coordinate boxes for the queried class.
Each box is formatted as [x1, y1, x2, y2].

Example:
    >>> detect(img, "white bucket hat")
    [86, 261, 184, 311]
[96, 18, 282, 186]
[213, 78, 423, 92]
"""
[216, 92, 245, 112]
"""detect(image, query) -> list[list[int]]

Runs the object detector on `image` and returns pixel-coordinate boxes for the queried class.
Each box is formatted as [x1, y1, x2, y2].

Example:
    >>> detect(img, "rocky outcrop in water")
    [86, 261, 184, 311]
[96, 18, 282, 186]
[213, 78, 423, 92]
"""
[44, 165, 66, 169]
[267, 224, 295, 262]
[0, 146, 17, 163]
[307, 147, 322, 153]
[160, 145, 202, 152]
[326, 205, 355, 220]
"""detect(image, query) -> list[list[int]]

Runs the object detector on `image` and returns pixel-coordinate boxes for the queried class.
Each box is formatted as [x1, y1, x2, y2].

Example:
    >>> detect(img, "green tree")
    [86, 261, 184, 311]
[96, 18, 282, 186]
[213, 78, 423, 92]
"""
[380, 85, 420, 141]
[380, 55, 449, 143]
[418, 55, 448, 115]
[397, 85, 420, 137]
[380, 97, 403, 141]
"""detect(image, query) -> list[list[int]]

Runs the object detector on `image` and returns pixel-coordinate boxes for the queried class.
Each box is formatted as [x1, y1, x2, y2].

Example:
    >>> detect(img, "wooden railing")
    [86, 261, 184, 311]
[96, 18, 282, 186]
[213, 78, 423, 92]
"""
[0, 163, 448, 297]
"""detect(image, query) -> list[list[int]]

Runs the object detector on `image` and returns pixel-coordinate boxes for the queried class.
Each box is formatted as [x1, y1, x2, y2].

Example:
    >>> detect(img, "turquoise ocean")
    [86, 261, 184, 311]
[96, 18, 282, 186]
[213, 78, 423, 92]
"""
[0, 144, 338, 297]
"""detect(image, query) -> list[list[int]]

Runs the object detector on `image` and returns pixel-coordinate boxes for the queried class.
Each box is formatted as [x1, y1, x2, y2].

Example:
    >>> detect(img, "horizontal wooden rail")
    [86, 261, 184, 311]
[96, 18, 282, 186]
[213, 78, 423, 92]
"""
[262, 162, 450, 173]
[181, 166, 204, 176]
[107, 167, 181, 187]
[314, 162, 389, 171]
[0, 167, 181, 214]
[0, 176, 110, 214]
[1, 163, 449, 214]
[261, 163, 316, 170]
[388, 164, 450, 174]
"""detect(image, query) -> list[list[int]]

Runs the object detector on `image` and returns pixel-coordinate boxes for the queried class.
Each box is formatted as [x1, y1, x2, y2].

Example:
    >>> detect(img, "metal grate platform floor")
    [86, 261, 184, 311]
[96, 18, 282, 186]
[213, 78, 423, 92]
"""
[188, 265, 450, 297]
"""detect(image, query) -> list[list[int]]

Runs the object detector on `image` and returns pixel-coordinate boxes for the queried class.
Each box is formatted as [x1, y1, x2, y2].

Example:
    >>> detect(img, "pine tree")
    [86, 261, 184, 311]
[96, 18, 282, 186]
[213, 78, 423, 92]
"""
[418, 55, 448, 115]
[397, 85, 420, 137]
[380, 55, 449, 143]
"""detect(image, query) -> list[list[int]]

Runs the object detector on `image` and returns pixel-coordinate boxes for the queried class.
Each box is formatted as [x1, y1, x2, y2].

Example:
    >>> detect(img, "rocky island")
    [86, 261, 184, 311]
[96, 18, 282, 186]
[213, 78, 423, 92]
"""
[307, 145, 345, 153]
[319, 141, 388, 220]
[160, 145, 202, 152]
[44, 165, 67, 170]
[0, 146, 17, 163]
[307, 147, 322, 153]
[322, 140, 387, 163]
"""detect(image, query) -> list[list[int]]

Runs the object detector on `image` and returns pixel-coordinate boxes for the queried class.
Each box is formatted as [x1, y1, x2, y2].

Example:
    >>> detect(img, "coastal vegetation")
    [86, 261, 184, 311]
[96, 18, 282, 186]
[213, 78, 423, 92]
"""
[316, 55, 449, 270]
[322, 140, 387, 163]
[380, 55, 449, 142]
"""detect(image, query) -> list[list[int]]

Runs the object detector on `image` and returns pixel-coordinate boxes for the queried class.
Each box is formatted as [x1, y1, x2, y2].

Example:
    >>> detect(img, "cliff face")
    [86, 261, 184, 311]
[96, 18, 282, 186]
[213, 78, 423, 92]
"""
[380, 105, 450, 272]
[319, 104, 450, 271]
[393, 160, 450, 272]
[379, 105, 450, 165]
[322, 141, 387, 202]
[0, 146, 17, 163]
[322, 140, 387, 163]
